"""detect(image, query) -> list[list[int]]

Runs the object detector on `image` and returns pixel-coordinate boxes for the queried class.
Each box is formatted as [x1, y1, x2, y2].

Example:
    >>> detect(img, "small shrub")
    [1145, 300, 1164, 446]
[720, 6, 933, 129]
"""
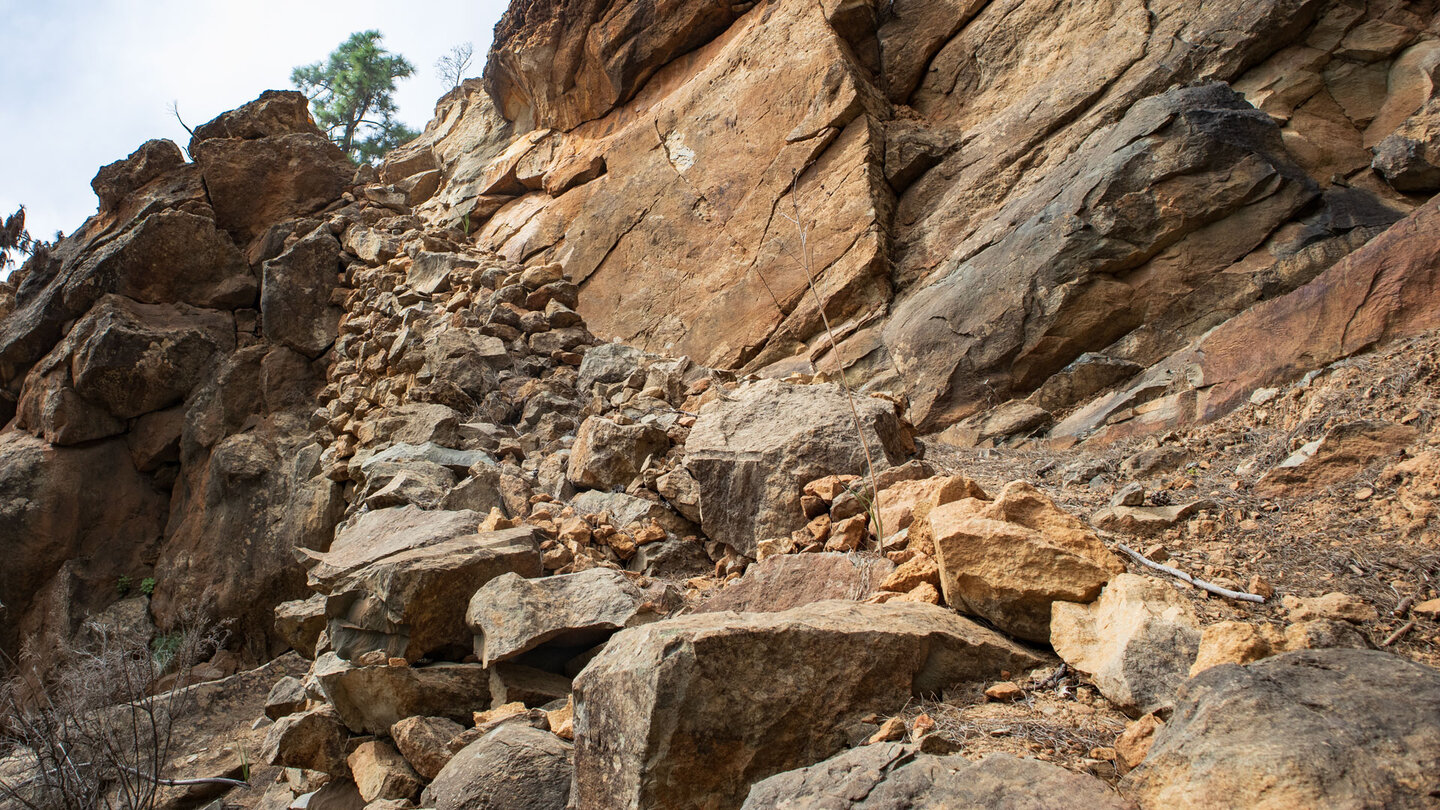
[116, 576, 132, 596]
[138, 577, 156, 597]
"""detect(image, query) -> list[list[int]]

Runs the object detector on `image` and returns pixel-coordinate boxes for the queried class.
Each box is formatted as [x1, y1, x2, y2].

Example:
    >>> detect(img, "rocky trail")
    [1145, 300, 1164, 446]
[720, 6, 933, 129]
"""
[4, 0, 1440, 807]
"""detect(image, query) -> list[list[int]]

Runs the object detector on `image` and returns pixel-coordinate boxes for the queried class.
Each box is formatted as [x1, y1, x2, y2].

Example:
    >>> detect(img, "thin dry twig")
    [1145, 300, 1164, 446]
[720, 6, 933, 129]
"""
[1117, 543, 1267, 603]
[1382, 621, 1416, 647]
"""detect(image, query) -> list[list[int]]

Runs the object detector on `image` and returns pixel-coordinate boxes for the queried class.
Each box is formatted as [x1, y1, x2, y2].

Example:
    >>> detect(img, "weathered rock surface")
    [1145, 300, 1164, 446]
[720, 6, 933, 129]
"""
[466, 568, 658, 666]
[190, 92, 351, 245]
[693, 552, 894, 614]
[1123, 649, 1440, 809]
[1256, 419, 1417, 495]
[262, 704, 349, 774]
[318, 522, 541, 663]
[313, 653, 490, 735]
[348, 740, 423, 803]
[260, 225, 343, 358]
[390, 715, 465, 781]
[742, 744, 1130, 810]
[685, 380, 906, 555]
[571, 600, 1043, 810]
[565, 416, 669, 490]
[422, 723, 573, 810]
[1051, 574, 1201, 717]
[929, 481, 1125, 642]
[0, 432, 169, 659]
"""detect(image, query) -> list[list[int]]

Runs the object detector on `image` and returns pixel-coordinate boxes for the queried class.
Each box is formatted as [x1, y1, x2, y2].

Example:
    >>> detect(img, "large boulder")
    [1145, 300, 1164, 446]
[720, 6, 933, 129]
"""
[685, 380, 907, 556]
[0, 205, 250, 371]
[16, 295, 234, 444]
[260, 225, 344, 359]
[390, 715, 465, 780]
[571, 600, 1043, 810]
[262, 704, 349, 774]
[422, 723, 573, 810]
[928, 481, 1125, 642]
[191, 94, 352, 246]
[91, 139, 188, 213]
[465, 568, 661, 667]
[313, 653, 491, 735]
[314, 517, 542, 663]
[742, 744, 1131, 809]
[188, 89, 320, 147]
[1051, 574, 1201, 717]
[1122, 649, 1440, 809]
[565, 416, 669, 490]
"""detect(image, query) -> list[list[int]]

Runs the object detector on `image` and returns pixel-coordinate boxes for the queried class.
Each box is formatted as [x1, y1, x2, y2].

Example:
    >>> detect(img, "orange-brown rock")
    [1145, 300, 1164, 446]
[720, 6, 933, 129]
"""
[928, 481, 1125, 642]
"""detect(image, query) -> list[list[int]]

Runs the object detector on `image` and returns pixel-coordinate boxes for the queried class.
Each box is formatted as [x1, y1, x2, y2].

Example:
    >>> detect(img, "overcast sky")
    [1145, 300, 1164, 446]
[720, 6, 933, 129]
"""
[1, 0, 510, 255]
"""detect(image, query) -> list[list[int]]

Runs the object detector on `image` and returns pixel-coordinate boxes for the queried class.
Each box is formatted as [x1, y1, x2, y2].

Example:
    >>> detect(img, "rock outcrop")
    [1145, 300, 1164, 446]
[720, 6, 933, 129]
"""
[571, 600, 1042, 809]
[5, 0, 1440, 806]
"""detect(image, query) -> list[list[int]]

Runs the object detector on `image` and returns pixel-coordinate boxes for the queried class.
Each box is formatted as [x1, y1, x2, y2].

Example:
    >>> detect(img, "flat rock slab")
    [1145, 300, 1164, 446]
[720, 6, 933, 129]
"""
[314, 653, 491, 736]
[1123, 649, 1440, 809]
[693, 552, 894, 614]
[571, 599, 1043, 810]
[466, 568, 658, 666]
[1256, 420, 1417, 496]
[322, 525, 541, 662]
[742, 744, 1131, 809]
[303, 507, 488, 592]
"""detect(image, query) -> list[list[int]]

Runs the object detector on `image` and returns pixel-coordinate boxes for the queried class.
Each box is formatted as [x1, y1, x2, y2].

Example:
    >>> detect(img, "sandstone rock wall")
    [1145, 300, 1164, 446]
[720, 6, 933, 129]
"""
[388, 0, 1438, 443]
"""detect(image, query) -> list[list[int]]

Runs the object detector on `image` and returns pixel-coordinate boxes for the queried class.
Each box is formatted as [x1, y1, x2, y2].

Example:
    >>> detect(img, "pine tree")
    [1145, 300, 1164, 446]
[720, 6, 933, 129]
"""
[291, 31, 418, 164]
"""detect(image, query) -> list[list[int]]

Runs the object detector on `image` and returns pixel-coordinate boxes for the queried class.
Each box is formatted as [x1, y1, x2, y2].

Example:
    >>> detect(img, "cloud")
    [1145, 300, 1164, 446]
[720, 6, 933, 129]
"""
[0, 0, 508, 252]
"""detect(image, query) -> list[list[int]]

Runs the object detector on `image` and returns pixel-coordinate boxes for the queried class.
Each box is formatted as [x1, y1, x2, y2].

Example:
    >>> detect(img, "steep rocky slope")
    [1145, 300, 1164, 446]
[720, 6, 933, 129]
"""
[1, 0, 1440, 808]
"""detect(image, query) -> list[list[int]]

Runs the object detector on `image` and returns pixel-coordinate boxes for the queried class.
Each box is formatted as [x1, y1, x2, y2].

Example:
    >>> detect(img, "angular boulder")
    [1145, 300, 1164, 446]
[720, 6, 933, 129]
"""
[929, 481, 1125, 642]
[68, 294, 235, 418]
[261, 225, 344, 358]
[742, 744, 1131, 809]
[319, 521, 542, 663]
[348, 740, 423, 803]
[192, 128, 351, 245]
[1050, 573, 1201, 717]
[685, 380, 906, 556]
[391, 715, 465, 780]
[571, 600, 1043, 810]
[313, 653, 490, 735]
[566, 416, 669, 490]
[422, 723, 573, 810]
[1123, 649, 1440, 809]
[466, 568, 660, 666]
[261, 704, 349, 774]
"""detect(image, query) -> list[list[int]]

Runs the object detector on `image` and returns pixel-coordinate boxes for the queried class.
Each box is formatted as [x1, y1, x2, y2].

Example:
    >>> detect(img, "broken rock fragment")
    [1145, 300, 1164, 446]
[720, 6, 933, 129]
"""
[571, 599, 1042, 810]
[1050, 573, 1201, 717]
[466, 567, 659, 666]
[929, 480, 1125, 641]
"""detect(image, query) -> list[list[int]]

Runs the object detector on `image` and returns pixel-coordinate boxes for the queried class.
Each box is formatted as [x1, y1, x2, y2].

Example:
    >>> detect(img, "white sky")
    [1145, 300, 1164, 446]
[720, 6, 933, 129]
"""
[1, 0, 509, 254]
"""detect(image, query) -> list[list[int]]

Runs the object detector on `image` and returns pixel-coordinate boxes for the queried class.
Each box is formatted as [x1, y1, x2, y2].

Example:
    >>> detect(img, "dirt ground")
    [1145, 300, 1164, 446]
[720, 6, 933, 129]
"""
[892, 333, 1440, 780]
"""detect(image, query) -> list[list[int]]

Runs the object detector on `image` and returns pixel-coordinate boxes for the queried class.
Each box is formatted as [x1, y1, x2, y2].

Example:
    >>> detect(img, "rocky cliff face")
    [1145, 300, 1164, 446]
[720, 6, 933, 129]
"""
[2, 0, 1440, 808]
[402, 0, 1439, 439]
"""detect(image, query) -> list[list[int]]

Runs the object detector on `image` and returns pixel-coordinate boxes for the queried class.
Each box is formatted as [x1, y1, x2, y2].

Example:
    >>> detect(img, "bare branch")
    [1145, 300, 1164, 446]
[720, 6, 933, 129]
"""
[1116, 543, 1267, 603]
